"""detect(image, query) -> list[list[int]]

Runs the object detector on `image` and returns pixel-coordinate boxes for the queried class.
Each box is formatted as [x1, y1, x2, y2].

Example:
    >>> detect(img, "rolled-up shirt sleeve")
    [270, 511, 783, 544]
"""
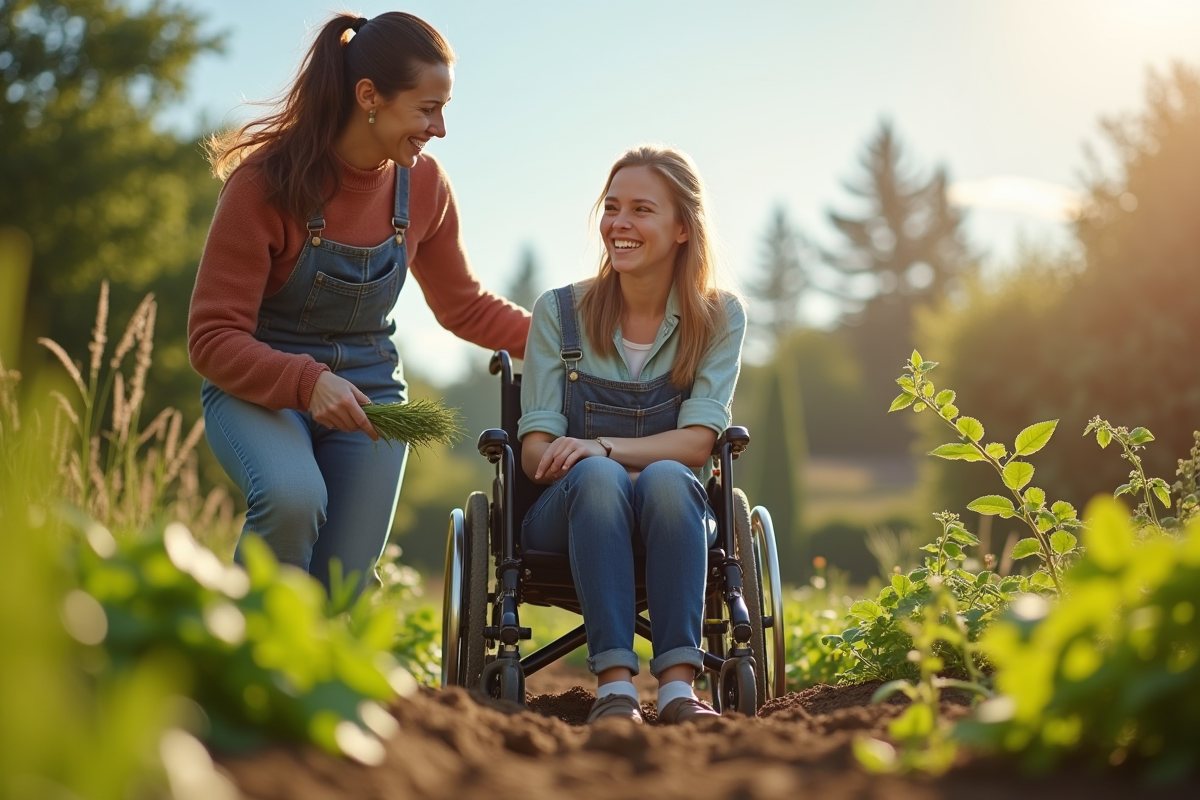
[517, 289, 568, 440]
[678, 293, 747, 435]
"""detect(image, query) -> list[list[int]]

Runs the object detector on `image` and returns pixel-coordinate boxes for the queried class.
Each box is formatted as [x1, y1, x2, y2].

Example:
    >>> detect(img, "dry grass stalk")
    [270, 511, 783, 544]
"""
[0, 352, 20, 437]
[126, 301, 156, 424]
[137, 407, 174, 448]
[37, 337, 86, 396]
[88, 280, 109, 383]
[110, 293, 155, 370]
[163, 419, 205, 487]
[112, 371, 128, 444]
[164, 409, 183, 464]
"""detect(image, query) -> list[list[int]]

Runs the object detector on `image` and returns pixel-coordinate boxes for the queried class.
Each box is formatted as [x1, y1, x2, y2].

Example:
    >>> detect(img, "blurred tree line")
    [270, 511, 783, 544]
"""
[7, 2, 1198, 585]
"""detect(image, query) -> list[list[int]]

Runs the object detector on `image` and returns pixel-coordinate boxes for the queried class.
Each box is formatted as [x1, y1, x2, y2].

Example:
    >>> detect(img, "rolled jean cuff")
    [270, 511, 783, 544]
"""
[649, 646, 705, 678]
[587, 648, 640, 676]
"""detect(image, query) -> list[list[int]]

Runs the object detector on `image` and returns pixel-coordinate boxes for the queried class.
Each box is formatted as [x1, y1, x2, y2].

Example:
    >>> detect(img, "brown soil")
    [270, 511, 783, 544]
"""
[223, 682, 1195, 800]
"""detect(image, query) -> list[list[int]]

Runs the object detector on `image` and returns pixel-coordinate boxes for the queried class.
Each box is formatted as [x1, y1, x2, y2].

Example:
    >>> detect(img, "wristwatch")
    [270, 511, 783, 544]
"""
[595, 437, 614, 458]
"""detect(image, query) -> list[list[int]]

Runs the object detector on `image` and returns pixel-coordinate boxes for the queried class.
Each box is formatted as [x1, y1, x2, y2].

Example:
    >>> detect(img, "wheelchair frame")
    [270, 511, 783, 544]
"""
[441, 351, 785, 713]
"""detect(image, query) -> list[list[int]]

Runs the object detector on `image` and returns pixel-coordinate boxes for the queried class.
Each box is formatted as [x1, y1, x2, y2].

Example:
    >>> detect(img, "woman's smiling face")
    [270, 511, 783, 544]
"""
[601, 166, 688, 280]
[369, 61, 453, 167]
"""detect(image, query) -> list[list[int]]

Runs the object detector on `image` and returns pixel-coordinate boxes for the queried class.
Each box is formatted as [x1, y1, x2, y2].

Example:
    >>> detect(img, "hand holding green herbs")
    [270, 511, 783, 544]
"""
[363, 399, 464, 450]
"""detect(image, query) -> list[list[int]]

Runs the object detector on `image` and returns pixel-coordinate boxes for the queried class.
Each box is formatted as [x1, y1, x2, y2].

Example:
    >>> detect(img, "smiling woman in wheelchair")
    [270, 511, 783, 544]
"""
[518, 145, 746, 724]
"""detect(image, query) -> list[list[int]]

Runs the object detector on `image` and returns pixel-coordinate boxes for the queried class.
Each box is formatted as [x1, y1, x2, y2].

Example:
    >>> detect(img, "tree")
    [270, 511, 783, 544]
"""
[745, 205, 817, 348]
[506, 243, 542, 311]
[917, 62, 1200, 514]
[825, 120, 973, 454]
[1, 0, 224, 371]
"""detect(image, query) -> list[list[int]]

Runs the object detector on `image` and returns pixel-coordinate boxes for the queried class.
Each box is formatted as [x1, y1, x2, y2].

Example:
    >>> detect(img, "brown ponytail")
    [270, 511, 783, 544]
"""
[206, 12, 454, 221]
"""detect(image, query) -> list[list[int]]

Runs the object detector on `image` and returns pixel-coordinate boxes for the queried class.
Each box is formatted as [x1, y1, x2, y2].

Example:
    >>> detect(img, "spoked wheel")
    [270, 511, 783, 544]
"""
[733, 489, 786, 708]
[440, 492, 490, 688]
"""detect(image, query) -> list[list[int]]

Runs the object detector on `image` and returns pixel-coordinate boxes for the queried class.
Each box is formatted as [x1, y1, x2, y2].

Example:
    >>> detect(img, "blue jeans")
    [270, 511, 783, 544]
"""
[522, 457, 717, 677]
[202, 377, 408, 593]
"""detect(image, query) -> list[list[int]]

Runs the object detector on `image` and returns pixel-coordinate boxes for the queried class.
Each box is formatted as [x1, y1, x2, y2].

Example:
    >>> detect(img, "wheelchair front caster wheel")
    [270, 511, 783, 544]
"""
[719, 656, 758, 716]
[482, 657, 526, 705]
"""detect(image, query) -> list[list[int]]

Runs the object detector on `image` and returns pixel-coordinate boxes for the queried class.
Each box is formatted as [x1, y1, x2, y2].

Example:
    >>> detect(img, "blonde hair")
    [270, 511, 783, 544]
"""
[579, 144, 726, 387]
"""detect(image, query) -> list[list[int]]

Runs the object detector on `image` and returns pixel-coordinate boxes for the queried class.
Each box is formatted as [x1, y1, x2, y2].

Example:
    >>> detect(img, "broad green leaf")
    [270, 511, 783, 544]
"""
[1023, 487, 1046, 508]
[1011, 538, 1042, 560]
[849, 600, 884, 621]
[1003, 460, 1035, 491]
[929, 443, 986, 462]
[1051, 500, 1078, 523]
[920, 543, 941, 553]
[918, 360, 940, 372]
[1127, 427, 1155, 446]
[909, 568, 930, 582]
[922, 382, 935, 398]
[943, 541, 963, 559]
[1036, 511, 1058, 532]
[999, 577, 1021, 593]
[1096, 427, 1112, 448]
[1151, 480, 1171, 508]
[1050, 530, 1077, 554]
[1113, 482, 1133, 498]
[935, 389, 956, 407]
[911, 350, 924, 368]
[956, 416, 984, 442]
[1014, 420, 1059, 457]
[949, 528, 980, 545]
[940, 403, 959, 420]
[974, 571, 993, 588]
[967, 495, 1016, 517]
[1029, 571, 1056, 590]
[913, 402, 925, 413]
[889, 703, 935, 740]
[889, 393, 916, 412]
[891, 573, 913, 597]
[985, 442, 1007, 460]
[896, 376, 915, 391]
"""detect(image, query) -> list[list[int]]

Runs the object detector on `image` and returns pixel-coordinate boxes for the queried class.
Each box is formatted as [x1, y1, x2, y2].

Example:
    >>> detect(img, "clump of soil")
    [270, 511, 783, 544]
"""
[222, 683, 1195, 800]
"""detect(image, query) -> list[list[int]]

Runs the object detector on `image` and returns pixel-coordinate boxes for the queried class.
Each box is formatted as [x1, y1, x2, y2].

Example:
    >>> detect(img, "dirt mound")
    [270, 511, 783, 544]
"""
[222, 684, 1195, 800]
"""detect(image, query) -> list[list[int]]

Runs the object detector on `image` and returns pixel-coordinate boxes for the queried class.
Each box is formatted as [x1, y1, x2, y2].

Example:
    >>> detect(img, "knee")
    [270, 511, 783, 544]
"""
[637, 461, 702, 508]
[246, 471, 328, 535]
[566, 456, 631, 500]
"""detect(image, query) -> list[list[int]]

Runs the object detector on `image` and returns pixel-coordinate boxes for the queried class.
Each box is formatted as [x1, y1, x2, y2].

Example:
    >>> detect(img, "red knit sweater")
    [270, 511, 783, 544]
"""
[188, 153, 529, 411]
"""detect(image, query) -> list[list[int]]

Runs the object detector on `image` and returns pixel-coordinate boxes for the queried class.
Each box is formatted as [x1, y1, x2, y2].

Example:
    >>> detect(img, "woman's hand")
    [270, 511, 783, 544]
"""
[308, 371, 378, 441]
[535, 436, 605, 481]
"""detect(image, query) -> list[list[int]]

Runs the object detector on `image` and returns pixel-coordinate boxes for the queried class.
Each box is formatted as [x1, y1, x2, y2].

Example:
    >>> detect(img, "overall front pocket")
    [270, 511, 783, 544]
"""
[299, 262, 401, 334]
[584, 395, 682, 439]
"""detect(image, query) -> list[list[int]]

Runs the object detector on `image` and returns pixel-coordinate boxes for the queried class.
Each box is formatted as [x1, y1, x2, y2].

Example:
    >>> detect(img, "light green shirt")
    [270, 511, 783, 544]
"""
[518, 281, 747, 441]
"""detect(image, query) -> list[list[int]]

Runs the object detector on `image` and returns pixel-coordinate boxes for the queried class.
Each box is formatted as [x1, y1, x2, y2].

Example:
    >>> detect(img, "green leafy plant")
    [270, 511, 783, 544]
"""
[957, 498, 1200, 781]
[892, 351, 1082, 594]
[854, 577, 993, 775]
[77, 519, 415, 762]
[1173, 432, 1200, 528]
[825, 511, 1014, 683]
[784, 561, 852, 690]
[1085, 417, 1175, 531]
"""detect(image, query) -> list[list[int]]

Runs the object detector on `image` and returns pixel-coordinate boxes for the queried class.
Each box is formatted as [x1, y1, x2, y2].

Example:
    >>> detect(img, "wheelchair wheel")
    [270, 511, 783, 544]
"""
[483, 657, 526, 704]
[440, 493, 490, 688]
[719, 655, 757, 716]
[733, 489, 786, 707]
[461, 492, 490, 690]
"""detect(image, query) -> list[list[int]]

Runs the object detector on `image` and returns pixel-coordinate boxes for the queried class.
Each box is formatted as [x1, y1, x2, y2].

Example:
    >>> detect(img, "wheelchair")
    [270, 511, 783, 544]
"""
[440, 351, 785, 714]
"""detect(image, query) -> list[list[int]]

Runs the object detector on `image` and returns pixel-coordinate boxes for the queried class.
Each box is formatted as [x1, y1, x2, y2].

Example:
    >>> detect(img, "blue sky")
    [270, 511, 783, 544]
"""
[163, 0, 1200, 382]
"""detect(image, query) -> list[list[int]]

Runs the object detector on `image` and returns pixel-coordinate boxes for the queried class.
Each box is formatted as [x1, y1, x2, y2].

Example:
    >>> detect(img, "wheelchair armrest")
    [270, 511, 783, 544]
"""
[477, 428, 509, 462]
[713, 426, 750, 459]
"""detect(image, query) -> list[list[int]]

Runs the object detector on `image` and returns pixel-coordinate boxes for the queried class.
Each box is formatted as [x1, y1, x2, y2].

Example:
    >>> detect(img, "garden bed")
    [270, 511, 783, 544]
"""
[221, 682, 1191, 800]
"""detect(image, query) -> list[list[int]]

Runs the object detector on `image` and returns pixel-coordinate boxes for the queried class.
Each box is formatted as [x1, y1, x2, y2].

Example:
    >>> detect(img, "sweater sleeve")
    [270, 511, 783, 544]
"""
[406, 159, 531, 358]
[187, 168, 330, 411]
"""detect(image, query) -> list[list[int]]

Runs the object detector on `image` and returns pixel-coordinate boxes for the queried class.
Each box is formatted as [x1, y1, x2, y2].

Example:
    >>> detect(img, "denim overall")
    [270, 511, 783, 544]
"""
[202, 168, 412, 592]
[522, 285, 718, 678]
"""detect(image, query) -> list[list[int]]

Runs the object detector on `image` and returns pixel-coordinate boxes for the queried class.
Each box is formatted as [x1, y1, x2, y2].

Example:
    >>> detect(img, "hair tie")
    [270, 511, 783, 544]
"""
[350, 17, 369, 33]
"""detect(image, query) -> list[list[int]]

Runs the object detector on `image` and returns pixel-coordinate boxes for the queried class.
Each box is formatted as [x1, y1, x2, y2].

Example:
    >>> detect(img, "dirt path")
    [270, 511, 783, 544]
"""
[223, 683, 1193, 800]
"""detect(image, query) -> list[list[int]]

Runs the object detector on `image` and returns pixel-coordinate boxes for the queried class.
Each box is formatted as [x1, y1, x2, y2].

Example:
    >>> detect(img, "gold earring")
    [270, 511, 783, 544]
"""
[368, 108, 376, 124]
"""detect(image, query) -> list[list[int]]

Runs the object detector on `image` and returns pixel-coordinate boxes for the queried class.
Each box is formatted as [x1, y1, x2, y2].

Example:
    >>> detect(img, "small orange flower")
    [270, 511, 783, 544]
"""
[812, 556, 827, 570]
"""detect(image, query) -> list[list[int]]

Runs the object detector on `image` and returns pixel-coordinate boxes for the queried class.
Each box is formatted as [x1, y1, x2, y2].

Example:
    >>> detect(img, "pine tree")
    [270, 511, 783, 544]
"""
[507, 244, 542, 311]
[825, 120, 973, 454]
[746, 206, 813, 347]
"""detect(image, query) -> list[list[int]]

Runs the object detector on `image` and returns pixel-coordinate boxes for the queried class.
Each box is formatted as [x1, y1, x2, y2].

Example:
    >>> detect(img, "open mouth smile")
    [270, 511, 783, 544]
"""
[612, 239, 643, 251]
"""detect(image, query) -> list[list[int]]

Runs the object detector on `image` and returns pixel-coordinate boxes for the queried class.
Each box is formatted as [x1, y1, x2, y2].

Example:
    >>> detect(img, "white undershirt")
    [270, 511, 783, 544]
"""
[621, 338, 654, 381]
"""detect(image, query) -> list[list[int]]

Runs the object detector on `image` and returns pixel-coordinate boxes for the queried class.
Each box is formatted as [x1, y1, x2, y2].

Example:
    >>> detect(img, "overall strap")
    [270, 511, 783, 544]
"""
[392, 167, 411, 244]
[306, 209, 326, 247]
[554, 285, 583, 369]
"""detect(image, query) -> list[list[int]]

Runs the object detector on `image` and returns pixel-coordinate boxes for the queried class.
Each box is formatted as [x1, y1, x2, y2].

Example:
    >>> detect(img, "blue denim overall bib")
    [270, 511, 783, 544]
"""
[201, 168, 412, 592]
[522, 285, 718, 678]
